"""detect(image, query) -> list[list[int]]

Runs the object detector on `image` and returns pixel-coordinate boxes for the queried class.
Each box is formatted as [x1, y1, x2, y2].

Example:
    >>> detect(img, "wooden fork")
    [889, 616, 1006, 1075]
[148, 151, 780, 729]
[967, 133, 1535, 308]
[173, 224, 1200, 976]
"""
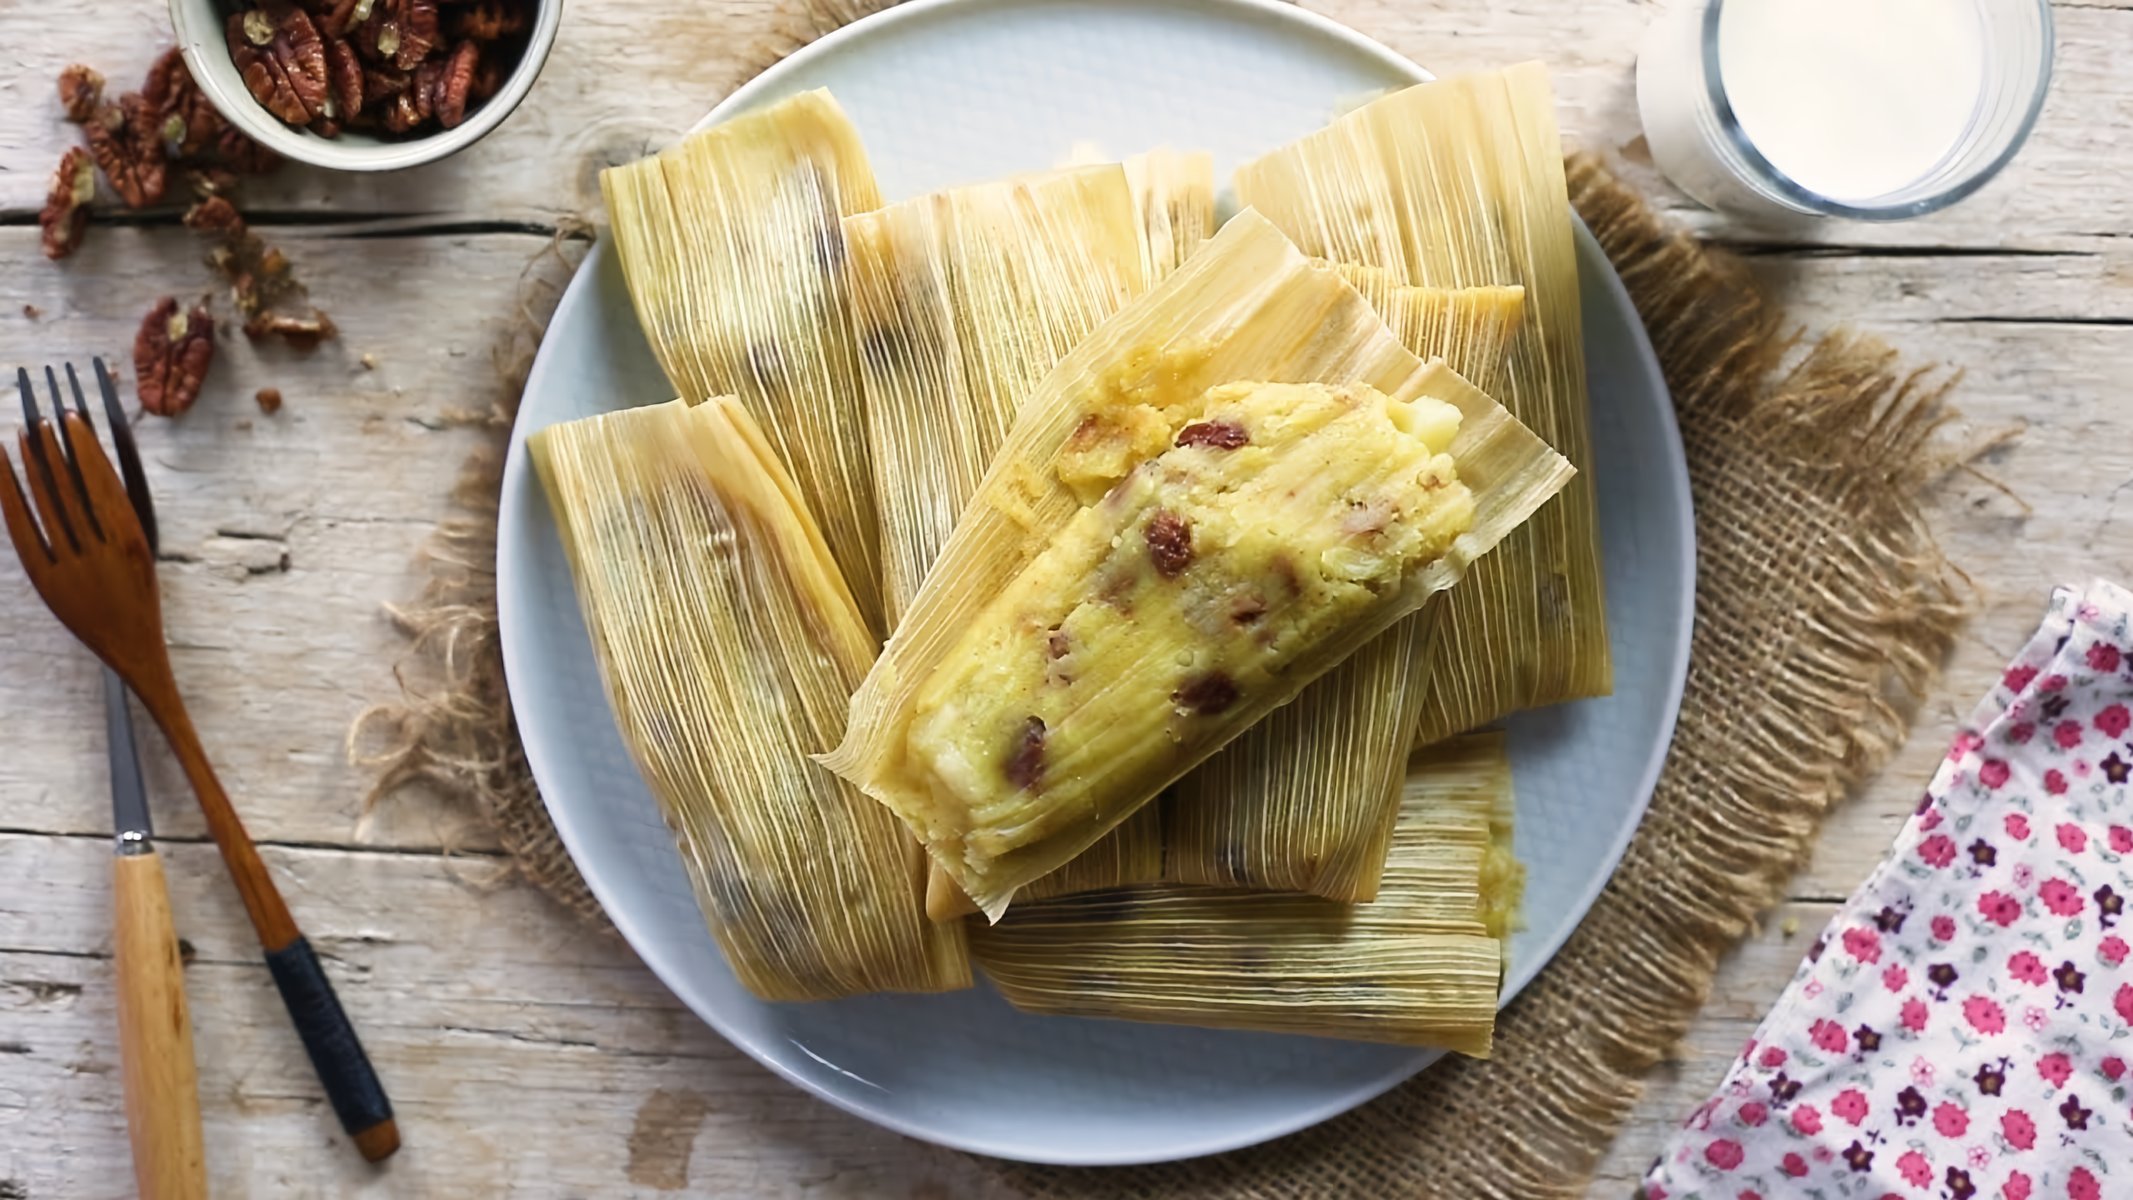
[1, 387, 401, 1164]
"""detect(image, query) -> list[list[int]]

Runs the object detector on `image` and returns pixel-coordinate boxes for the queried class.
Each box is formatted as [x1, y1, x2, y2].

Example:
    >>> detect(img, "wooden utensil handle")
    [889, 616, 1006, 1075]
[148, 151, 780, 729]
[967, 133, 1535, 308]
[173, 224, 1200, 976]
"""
[264, 937, 400, 1162]
[114, 849, 210, 1200]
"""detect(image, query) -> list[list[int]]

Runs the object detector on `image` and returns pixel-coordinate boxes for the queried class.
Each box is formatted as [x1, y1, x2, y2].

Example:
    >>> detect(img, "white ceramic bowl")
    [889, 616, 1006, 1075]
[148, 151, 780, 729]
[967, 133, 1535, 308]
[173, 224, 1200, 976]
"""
[166, 0, 561, 172]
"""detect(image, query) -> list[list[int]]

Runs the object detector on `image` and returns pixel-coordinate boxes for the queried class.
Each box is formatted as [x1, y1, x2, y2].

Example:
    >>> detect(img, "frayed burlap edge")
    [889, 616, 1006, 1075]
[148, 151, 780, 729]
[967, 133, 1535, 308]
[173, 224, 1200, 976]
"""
[349, 0, 1978, 1192]
[346, 218, 607, 925]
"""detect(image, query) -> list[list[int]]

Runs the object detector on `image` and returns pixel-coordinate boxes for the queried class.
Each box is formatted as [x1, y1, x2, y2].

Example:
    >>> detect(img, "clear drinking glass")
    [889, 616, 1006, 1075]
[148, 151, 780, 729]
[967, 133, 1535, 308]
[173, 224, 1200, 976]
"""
[1636, 0, 2054, 222]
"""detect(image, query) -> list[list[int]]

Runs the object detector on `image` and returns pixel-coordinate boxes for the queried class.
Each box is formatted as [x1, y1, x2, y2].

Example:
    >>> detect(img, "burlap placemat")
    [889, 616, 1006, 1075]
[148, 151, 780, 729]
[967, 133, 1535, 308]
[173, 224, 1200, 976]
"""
[351, 4, 1973, 1193]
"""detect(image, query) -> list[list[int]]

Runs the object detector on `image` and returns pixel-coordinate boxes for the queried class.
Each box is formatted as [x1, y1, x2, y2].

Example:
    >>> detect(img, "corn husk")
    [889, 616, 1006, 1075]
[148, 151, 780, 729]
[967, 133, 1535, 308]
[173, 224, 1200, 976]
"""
[843, 165, 1163, 919]
[974, 733, 1516, 1054]
[1234, 63, 1611, 745]
[600, 89, 890, 632]
[1123, 149, 1215, 279]
[1162, 280, 1526, 900]
[821, 210, 1575, 920]
[530, 397, 969, 1001]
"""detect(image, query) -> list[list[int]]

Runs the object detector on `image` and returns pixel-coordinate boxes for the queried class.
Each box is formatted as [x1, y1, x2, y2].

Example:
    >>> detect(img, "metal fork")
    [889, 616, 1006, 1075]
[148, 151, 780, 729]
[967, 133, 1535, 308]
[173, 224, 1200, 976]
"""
[4, 367, 400, 1165]
[16, 362, 205, 1199]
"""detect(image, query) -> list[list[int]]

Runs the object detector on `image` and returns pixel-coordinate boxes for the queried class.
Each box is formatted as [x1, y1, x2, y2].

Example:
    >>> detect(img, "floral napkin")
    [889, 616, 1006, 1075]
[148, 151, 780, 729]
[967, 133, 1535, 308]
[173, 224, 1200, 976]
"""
[1643, 580, 2133, 1200]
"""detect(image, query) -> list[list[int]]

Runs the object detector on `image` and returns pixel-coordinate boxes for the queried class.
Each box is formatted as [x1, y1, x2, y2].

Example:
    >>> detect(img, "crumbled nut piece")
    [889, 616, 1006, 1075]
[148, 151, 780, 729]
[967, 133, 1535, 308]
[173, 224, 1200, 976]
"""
[1003, 717, 1047, 790]
[23, 305, 42, 321]
[1172, 671, 1239, 716]
[59, 64, 105, 123]
[360, 352, 378, 370]
[1144, 509, 1194, 578]
[85, 96, 168, 209]
[40, 147, 96, 261]
[1175, 420, 1249, 450]
[228, 6, 330, 126]
[255, 387, 284, 414]
[185, 195, 337, 350]
[246, 310, 338, 351]
[135, 297, 216, 418]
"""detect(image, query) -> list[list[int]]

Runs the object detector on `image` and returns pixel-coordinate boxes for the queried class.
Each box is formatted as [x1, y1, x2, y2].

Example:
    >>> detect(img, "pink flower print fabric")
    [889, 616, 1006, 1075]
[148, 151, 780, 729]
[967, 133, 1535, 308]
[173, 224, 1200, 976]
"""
[1643, 580, 2133, 1200]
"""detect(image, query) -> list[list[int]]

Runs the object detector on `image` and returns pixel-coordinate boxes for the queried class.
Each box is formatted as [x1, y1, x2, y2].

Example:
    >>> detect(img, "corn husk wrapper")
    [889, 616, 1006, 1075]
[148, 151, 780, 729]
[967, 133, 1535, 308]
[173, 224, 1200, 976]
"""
[1163, 279, 1526, 899]
[530, 397, 969, 1001]
[1235, 62, 1611, 745]
[821, 210, 1574, 920]
[600, 89, 891, 632]
[1123, 148, 1215, 279]
[975, 733, 1518, 1054]
[843, 165, 1163, 919]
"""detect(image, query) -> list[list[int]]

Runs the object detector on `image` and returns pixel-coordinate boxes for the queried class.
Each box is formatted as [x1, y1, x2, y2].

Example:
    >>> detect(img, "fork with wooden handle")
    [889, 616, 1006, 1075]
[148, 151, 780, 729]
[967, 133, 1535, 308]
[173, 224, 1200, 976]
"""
[4, 370, 400, 1163]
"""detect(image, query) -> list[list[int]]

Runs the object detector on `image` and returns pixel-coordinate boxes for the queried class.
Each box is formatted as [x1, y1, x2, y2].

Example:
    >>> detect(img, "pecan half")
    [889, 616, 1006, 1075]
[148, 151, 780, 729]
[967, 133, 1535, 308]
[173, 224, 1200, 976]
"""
[229, 6, 330, 126]
[1144, 509, 1194, 578]
[58, 64, 105, 123]
[325, 37, 364, 122]
[85, 96, 168, 209]
[143, 48, 226, 161]
[381, 0, 440, 71]
[432, 39, 477, 128]
[216, 125, 282, 176]
[1175, 420, 1249, 450]
[135, 297, 216, 418]
[1003, 717, 1047, 791]
[452, 0, 527, 40]
[40, 147, 96, 261]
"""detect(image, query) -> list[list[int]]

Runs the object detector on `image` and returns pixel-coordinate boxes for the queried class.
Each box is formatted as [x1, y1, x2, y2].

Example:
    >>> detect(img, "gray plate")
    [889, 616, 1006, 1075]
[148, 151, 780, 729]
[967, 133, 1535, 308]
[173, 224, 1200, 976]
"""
[497, 0, 1694, 1166]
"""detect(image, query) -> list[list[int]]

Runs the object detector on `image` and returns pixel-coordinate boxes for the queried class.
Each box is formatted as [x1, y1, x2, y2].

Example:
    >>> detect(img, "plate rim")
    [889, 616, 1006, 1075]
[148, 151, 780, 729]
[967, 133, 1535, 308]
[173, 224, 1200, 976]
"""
[499, 0, 1695, 1166]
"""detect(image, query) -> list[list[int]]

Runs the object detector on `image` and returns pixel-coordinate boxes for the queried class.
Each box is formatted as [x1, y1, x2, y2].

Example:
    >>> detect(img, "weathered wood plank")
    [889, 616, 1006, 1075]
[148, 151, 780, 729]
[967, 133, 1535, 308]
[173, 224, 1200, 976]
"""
[0, 834, 1016, 1199]
[2, 2, 2126, 252]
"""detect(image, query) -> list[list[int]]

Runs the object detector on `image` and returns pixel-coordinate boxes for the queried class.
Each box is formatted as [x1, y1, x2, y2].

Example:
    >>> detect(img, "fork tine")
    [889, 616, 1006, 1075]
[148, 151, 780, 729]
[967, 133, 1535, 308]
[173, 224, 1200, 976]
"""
[16, 369, 78, 552]
[56, 410, 142, 553]
[0, 445, 51, 567]
[94, 357, 158, 553]
[46, 366, 102, 542]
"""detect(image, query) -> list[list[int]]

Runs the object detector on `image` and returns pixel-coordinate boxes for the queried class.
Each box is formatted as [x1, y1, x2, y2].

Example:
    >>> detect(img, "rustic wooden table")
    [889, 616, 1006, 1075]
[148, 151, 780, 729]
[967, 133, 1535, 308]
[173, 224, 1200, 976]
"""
[3, 1, 2128, 1195]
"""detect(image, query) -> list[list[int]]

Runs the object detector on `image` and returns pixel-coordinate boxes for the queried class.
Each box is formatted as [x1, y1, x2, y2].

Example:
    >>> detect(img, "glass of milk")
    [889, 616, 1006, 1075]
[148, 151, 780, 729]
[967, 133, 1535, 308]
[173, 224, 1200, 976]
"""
[1636, 0, 2053, 222]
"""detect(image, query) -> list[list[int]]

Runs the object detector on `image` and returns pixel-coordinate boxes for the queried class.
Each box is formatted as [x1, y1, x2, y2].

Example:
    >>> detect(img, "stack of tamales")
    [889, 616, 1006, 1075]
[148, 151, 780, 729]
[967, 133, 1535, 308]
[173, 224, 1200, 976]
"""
[528, 62, 1605, 1057]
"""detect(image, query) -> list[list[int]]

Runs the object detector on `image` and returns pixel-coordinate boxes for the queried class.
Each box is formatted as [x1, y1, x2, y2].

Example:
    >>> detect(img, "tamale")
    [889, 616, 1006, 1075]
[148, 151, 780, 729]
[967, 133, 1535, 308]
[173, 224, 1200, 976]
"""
[1162, 280, 1526, 899]
[1235, 63, 1611, 745]
[530, 397, 969, 1001]
[1122, 149, 1215, 279]
[842, 165, 1162, 919]
[822, 210, 1576, 920]
[600, 89, 891, 632]
[974, 733, 1517, 1055]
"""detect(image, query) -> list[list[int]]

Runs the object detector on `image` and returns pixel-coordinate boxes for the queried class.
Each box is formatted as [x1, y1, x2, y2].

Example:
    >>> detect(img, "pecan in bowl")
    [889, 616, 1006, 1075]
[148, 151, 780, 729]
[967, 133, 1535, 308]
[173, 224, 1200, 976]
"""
[173, 0, 555, 163]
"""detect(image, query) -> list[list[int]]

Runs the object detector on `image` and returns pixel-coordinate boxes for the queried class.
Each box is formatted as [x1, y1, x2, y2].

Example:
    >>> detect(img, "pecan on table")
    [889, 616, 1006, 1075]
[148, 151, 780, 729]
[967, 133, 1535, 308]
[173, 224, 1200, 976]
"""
[229, 5, 331, 126]
[84, 94, 168, 209]
[184, 195, 338, 351]
[39, 147, 96, 261]
[58, 64, 104, 123]
[134, 297, 216, 418]
[142, 48, 219, 161]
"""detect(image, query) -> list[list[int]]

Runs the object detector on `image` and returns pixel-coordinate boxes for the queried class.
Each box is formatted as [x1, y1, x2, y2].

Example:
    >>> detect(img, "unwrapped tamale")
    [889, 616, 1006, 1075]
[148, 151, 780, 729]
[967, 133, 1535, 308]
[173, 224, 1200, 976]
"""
[600, 89, 891, 631]
[1235, 63, 1610, 745]
[530, 397, 969, 1001]
[843, 164, 1162, 918]
[975, 733, 1518, 1055]
[1163, 280, 1526, 899]
[822, 210, 1575, 920]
